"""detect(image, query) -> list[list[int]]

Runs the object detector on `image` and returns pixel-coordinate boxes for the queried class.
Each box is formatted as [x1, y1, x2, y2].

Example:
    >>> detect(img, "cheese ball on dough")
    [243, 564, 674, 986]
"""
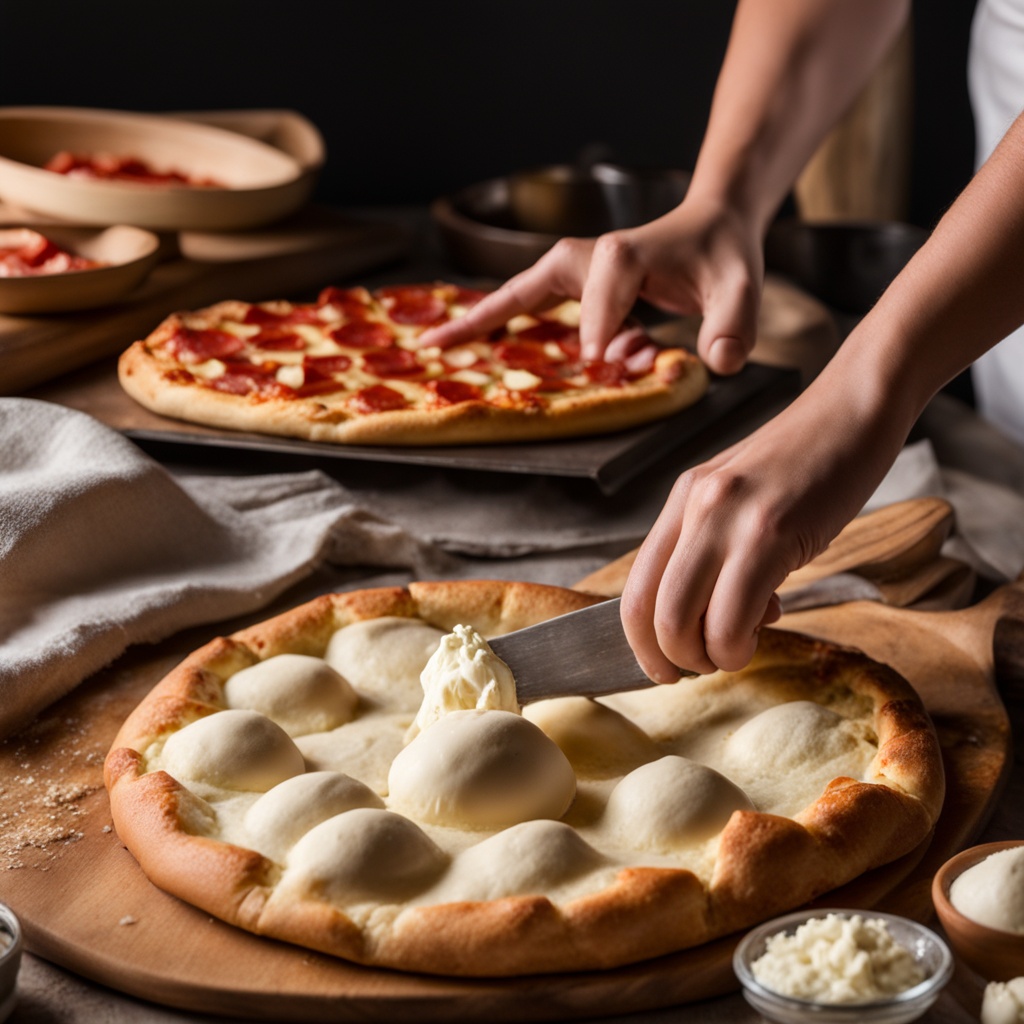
[387, 709, 576, 829]
[324, 617, 445, 711]
[604, 755, 755, 852]
[430, 819, 606, 903]
[244, 771, 385, 863]
[159, 709, 305, 792]
[223, 654, 358, 737]
[284, 808, 448, 903]
[523, 696, 661, 778]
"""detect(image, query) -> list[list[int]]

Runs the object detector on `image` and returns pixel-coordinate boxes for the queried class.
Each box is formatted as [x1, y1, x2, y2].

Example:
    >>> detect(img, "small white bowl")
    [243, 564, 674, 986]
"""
[0, 222, 161, 313]
[0, 106, 309, 231]
[0, 903, 23, 1024]
[733, 908, 954, 1024]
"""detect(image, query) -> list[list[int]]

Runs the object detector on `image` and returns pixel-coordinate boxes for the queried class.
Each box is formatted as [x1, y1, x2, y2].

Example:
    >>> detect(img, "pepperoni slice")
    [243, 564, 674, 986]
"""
[428, 379, 483, 405]
[351, 384, 408, 413]
[361, 347, 422, 378]
[493, 340, 557, 373]
[243, 304, 322, 327]
[317, 286, 373, 318]
[251, 326, 306, 351]
[584, 361, 629, 386]
[329, 320, 395, 349]
[515, 321, 578, 344]
[453, 287, 489, 307]
[208, 361, 287, 398]
[378, 285, 448, 326]
[295, 364, 347, 397]
[305, 353, 352, 374]
[164, 326, 245, 363]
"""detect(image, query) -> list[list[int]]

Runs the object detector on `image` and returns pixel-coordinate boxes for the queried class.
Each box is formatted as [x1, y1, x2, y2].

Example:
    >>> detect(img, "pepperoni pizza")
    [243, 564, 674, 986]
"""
[117, 282, 708, 446]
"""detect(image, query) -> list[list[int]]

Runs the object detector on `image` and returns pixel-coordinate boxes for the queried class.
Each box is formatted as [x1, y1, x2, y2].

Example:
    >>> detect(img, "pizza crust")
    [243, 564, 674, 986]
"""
[116, 291, 709, 447]
[104, 580, 945, 977]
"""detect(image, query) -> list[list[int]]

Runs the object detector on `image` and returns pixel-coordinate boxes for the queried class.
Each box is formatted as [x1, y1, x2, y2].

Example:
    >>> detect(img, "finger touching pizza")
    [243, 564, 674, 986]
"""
[117, 282, 709, 446]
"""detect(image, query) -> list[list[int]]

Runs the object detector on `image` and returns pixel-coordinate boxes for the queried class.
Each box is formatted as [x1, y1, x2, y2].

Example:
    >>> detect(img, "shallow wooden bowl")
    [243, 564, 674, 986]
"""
[0, 107, 310, 231]
[932, 840, 1024, 982]
[0, 223, 160, 314]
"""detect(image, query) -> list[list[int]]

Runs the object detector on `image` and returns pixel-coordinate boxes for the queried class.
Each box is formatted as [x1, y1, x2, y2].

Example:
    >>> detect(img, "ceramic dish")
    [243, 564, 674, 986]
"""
[0, 903, 22, 1024]
[932, 840, 1024, 982]
[0, 107, 310, 231]
[0, 222, 161, 314]
[431, 164, 689, 279]
[733, 908, 953, 1024]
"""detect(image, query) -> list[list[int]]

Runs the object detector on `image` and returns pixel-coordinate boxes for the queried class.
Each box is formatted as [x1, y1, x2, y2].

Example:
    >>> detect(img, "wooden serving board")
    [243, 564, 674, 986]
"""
[0, 567, 1014, 1021]
[0, 204, 412, 395]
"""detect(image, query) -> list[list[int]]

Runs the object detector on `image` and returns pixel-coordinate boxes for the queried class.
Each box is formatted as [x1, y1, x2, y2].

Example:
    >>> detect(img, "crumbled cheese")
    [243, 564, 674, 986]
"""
[751, 914, 925, 1004]
[983, 978, 1024, 1024]
[502, 368, 542, 391]
[275, 364, 305, 389]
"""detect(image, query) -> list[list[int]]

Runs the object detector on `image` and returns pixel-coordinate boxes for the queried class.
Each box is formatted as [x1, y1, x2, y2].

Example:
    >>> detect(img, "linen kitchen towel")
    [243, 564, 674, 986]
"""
[0, 399, 451, 739]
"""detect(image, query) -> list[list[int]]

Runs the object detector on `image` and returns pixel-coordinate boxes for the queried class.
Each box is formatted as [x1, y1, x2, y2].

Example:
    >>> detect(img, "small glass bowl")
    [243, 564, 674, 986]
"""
[0, 902, 23, 1024]
[732, 908, 954, 1024]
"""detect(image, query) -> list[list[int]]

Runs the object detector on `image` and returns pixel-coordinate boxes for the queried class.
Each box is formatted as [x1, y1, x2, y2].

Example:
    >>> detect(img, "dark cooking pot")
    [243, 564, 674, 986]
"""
[431, 163, 690, 279]
[764, 218, 928, 314]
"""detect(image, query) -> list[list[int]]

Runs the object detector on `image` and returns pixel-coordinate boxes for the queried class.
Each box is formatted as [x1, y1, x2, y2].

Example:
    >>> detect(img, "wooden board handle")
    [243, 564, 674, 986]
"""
[574, 497, 956, 600]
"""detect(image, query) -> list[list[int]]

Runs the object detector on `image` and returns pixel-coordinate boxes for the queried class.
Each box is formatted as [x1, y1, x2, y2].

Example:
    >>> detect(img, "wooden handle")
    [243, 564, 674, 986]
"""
[574, 496, 956, 601]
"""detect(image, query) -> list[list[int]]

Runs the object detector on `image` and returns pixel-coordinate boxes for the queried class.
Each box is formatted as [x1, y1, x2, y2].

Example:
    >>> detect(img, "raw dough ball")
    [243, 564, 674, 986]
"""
[604, 755, 755, 852]
[432, 820, 605, 902]
[387, 709, 576, 829]
[523, 696, 661, 778]
[244, 771, 384, 862]
[724, 700, 858, 775]
[325, 617, 445, 710]
[285, 808, 447, 902]
[159, 709, 305, 792]
[223, 654, 358, 737]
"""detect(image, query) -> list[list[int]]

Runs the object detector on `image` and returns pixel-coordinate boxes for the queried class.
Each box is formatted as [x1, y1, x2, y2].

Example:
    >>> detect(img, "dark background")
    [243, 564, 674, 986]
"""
[0, 0, 979, 231]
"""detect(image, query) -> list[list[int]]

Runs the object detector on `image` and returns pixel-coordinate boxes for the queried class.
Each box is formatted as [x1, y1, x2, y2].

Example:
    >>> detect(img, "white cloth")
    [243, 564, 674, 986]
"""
[865, 436, 1024, 583]
[968, 0, 1024, 445]
[0, 399, 452, 739]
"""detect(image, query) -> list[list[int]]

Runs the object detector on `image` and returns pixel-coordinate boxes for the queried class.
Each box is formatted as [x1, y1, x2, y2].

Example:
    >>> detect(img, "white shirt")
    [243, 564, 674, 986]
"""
[968, 0, 1024, 444]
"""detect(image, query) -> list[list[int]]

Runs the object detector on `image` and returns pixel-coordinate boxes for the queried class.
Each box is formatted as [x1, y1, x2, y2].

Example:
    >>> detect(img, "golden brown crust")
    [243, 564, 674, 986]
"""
[117, 292, 709, 447]
[104, 580, 944, 977]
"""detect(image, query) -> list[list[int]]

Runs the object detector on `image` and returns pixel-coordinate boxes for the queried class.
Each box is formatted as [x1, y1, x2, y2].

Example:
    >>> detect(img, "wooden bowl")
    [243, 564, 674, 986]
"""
[932, 840, 1024, 982]
[431, 165, 689, 279]
[0, 107, 310, 231]
[0, 223, 160, 314]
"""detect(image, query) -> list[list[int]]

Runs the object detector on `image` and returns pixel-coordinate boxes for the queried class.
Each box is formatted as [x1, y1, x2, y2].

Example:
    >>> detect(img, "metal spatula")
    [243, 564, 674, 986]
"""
[487, 598, 692, 704]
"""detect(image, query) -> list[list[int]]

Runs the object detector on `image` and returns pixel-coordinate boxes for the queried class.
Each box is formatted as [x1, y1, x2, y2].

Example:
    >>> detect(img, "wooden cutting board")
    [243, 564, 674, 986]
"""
[0, 205, 412, 395]
[0, 565, 1013, 1021]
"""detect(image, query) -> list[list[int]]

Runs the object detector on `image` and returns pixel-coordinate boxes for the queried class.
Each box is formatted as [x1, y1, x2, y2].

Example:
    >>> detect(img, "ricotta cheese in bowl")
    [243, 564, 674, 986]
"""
[733, 909, 952, 1024]
[949, 845, 1024, 933]
[983, 978, 1024, 1024]
[0, 902, 22, 1024]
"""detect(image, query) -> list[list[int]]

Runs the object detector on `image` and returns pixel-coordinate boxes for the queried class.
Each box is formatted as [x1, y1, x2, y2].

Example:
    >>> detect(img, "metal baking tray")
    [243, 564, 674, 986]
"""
[33, 360, 799, 495]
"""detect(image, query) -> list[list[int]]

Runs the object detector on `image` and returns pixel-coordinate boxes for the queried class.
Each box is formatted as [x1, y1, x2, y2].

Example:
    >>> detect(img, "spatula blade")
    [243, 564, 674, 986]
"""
[488, 598, 690, 704]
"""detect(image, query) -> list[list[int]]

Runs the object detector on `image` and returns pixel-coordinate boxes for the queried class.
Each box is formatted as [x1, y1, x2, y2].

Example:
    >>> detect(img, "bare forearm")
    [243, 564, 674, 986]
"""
[818, 111, 1024, 437]
[687, 0, 910, 233]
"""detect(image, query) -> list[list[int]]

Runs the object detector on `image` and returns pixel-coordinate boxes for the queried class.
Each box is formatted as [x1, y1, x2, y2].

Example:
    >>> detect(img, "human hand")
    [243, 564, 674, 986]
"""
[419, 196, 764, 376]
[619, 370, 907, 680]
